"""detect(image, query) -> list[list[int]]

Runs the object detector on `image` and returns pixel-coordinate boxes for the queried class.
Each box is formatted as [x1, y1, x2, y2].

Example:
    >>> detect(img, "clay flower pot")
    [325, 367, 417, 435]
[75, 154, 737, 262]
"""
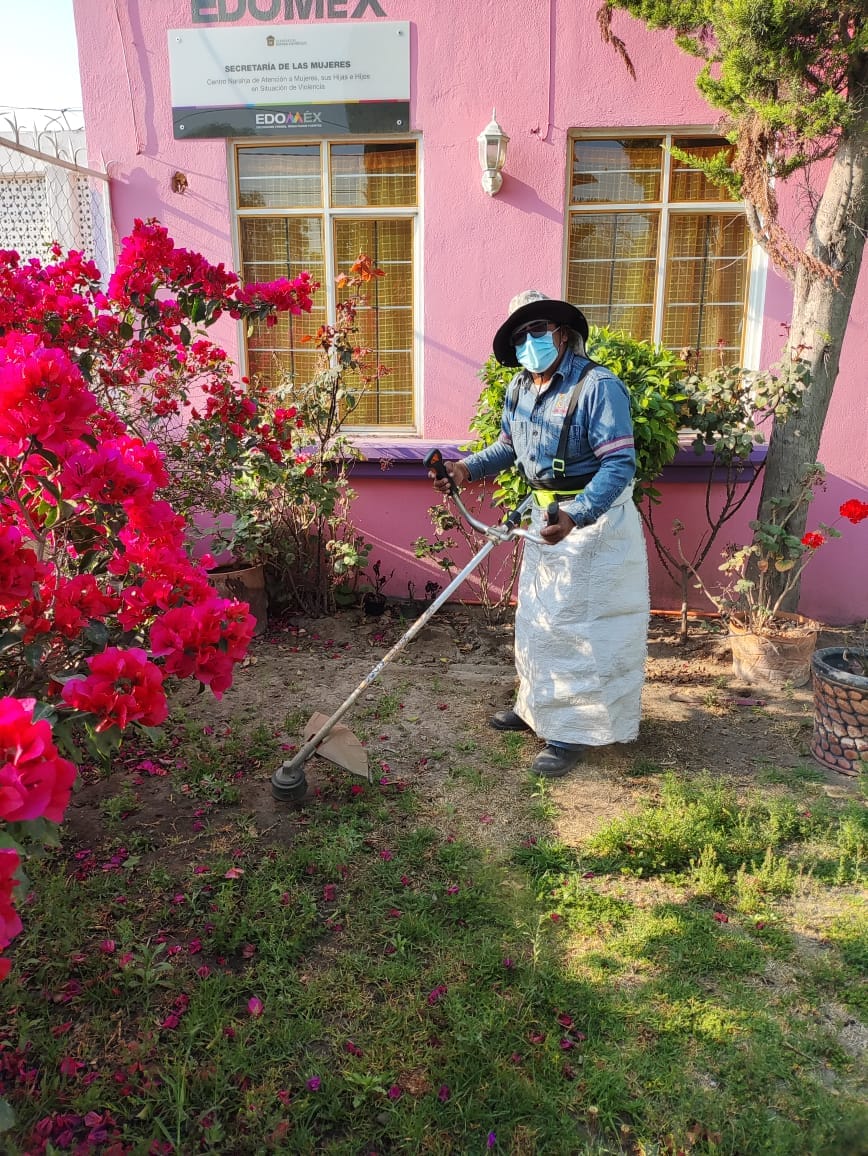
[727, 613, 819, 688]
[811, 646, 868, 777]
[210, 562, 268, 636]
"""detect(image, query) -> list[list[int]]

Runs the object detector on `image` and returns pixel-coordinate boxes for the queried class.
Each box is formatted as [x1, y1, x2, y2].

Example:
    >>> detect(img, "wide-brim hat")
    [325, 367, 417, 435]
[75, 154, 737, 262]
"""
[492, 289, 589, 367]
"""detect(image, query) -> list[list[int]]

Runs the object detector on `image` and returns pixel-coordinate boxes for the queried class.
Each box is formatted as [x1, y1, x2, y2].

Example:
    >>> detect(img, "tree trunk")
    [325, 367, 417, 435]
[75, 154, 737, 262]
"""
[756, 61, 868, 611]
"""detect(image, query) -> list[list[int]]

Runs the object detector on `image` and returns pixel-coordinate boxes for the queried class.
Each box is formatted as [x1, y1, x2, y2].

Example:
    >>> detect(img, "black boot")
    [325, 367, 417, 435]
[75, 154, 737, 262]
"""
[490, 709, 532, 732]
[530, 745, 585, 778]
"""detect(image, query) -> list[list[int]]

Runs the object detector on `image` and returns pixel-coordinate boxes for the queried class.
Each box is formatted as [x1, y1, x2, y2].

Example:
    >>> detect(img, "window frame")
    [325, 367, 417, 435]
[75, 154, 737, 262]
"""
[229, 134, 423, 434]
[562, 127, 767, 371]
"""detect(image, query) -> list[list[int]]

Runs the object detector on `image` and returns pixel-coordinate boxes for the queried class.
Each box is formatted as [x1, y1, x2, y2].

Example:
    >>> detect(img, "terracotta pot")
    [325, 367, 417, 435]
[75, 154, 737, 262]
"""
[727, 613, 819, 688]
[210, 562, 267, 636]
[810, 647, 868, 778]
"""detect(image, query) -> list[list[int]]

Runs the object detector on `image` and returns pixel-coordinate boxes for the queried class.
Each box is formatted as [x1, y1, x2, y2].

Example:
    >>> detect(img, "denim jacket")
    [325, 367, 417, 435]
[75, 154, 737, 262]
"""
[463, 350, 636, 527]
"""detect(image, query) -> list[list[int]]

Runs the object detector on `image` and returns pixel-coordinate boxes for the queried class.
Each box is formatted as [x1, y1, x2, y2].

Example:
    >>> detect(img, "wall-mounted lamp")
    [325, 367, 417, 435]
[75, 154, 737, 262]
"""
[477, 110, 509, 196]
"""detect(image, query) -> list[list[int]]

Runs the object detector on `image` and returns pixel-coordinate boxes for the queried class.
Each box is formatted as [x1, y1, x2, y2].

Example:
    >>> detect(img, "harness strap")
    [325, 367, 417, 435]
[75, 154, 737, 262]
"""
[552, 359, 598, 478]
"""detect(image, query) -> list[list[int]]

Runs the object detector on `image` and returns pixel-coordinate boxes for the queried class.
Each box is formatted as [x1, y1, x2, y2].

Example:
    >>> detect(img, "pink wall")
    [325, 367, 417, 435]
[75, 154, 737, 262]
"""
[73, 0, 868, 623]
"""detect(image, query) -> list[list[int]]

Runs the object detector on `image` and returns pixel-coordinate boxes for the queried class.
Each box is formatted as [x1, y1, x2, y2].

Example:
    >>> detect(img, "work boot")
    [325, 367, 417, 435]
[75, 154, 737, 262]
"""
[531, 745, 585, 778]
[490, 709, 532, 732]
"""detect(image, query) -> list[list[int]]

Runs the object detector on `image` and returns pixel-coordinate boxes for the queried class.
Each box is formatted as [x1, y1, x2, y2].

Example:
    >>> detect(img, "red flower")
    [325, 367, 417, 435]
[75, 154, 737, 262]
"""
[839, 499, 868, 524]
[0, 848, 23, 960]
[0, 697, 77, 824]
[62, 647, 168, 732]
[801, 532, 825, 549]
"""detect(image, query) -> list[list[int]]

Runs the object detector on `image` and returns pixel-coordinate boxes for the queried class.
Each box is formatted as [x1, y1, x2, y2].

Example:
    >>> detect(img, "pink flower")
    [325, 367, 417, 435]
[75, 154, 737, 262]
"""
[713, 911, 729, 923]
[387, 1084, 402, 1101]
[224, 867, 244, 879]
[437, 1084, 450, 1102]
[379, 849, 393, 861]
[323, 884, 336, 902]
[61, 647, 168, 732]
[247, 997, 263, 1017]
[427, 984, 448, 1006]
[306, 1076, 321, 1092]
[0, 697, 77, 824]
[99, 939, 116, 954]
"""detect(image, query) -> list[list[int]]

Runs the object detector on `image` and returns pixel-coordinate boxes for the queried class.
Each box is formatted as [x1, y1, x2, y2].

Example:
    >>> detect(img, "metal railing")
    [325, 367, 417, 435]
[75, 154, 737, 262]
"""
[0, 113, 112, 274]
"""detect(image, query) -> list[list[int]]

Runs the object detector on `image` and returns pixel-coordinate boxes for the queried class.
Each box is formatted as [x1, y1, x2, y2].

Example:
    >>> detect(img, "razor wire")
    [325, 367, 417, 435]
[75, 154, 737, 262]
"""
[0, 112, 112, 277]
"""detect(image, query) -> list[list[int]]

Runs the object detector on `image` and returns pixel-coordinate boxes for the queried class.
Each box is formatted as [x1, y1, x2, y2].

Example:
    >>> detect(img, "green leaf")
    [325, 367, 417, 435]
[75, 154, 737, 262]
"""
[0, 1098, 15, 1132]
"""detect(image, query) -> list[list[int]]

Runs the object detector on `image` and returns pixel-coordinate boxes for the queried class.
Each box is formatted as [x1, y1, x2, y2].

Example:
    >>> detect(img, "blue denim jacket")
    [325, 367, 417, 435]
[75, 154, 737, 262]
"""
[463, 350, 636, 526]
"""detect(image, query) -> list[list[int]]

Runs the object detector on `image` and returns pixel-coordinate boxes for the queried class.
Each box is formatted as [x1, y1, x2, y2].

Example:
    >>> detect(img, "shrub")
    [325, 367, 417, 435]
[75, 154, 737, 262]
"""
[0, 223, 312, 976]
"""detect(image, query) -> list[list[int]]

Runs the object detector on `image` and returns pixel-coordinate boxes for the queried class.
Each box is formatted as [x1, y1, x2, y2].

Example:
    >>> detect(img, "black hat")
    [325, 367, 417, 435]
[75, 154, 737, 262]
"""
[492, 289, 589, 367]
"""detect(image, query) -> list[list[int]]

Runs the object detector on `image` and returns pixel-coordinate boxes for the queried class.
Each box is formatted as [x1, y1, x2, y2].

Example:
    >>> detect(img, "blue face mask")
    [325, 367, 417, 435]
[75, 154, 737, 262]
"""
[516, 331, 560, 373]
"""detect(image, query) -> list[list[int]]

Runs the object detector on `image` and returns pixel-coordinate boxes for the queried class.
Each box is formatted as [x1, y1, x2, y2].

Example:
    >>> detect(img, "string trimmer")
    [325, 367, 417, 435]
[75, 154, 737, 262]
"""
[270, 449, 554, 802]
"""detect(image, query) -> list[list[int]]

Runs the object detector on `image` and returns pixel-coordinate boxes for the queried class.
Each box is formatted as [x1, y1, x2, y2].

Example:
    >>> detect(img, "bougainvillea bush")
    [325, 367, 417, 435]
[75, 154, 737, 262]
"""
[0, 222, 316, 978]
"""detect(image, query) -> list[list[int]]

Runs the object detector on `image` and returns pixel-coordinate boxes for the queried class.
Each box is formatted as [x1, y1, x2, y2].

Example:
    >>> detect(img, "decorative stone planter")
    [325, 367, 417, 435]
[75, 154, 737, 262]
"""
[727, 614, 819, 688]
[210, 562, 267, 637]
[811, 646, 868, 778]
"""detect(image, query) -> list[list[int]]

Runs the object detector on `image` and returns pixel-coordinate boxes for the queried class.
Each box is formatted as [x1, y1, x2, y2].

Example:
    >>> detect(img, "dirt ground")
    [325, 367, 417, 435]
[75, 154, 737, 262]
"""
[153, 606, 861, 851]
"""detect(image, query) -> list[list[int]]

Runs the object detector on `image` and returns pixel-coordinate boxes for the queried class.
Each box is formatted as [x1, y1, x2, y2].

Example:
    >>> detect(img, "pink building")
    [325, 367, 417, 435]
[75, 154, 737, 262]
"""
[72, 0, 868, 623]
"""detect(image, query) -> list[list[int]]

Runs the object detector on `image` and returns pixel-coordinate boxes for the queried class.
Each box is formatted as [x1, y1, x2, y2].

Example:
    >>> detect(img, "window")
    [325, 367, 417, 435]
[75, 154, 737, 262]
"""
[235, 140, 418, 429]
[566, 134, 753, 373]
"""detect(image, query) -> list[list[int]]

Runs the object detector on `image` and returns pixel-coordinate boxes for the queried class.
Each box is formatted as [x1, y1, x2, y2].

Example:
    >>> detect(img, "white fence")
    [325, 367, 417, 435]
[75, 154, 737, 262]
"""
[0, 128, 112, 274]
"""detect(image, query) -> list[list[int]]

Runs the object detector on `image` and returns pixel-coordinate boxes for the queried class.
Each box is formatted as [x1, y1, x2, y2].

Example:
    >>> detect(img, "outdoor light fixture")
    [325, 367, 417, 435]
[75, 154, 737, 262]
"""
[477, 110, 509, 196]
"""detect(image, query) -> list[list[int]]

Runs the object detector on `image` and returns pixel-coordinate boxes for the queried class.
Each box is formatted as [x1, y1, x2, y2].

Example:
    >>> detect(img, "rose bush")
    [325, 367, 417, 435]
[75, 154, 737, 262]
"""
[0, 221, 316, 977]
[690, 463, 868, 633]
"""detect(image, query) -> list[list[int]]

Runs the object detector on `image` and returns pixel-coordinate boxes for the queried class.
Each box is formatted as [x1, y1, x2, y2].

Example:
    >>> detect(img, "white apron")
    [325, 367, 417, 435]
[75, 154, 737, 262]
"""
[514, 485, 649, 746]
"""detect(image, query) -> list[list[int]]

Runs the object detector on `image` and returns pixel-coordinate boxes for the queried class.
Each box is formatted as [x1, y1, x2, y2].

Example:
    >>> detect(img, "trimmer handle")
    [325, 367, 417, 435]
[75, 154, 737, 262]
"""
[546, 501, 561, 527]
[424, 448, 457, 495]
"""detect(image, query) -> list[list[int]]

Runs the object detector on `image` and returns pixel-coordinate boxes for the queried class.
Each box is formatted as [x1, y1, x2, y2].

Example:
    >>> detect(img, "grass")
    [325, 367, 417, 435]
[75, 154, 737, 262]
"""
[1, 722, 866, 1155]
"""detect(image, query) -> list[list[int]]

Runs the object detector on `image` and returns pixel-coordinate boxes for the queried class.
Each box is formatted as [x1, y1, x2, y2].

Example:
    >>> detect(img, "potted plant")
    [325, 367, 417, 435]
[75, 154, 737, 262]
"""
[689, 466, 868, 687]
[359, 560, 394, 617]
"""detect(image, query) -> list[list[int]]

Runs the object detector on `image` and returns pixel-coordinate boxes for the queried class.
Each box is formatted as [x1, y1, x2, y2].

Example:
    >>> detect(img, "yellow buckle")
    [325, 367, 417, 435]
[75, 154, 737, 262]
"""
[532, 487, 583, 507]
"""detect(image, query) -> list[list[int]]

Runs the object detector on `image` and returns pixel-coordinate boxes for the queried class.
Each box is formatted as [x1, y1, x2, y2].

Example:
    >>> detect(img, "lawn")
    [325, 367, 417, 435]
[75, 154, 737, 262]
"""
[1, 613, 866, 1155]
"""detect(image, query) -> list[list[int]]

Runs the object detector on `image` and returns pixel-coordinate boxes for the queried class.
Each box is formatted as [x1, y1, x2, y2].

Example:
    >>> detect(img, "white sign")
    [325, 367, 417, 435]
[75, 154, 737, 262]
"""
[168, 22, 410, 137]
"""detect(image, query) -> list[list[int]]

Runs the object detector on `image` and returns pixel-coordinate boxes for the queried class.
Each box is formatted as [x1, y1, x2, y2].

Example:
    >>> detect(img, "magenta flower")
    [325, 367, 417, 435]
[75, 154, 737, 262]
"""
[99, 939, 116, 954]
[323, 884, 336, 902]
[437, 1084, 450, 1102]
[344, 1040, 363, 1056]
[306, 1076, 321, 1092]
[487, 1132, 496, 1149]
[379, 849, 393, 861]
[387, 1084, 402, 1100]
[247, 997, 264, 1017]
[502, 957, 514, 970]
[556, 1013, 573, 1028]
[427, 983, 448, 1006]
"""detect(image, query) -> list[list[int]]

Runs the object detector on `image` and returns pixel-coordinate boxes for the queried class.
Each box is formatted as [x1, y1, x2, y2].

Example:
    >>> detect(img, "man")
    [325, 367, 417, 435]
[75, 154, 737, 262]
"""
[432, 290, 649, 777]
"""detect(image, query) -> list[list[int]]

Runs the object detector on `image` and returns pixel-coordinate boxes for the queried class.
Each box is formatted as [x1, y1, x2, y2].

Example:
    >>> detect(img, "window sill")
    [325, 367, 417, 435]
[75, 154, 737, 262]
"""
[347, 437, 766, 482]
